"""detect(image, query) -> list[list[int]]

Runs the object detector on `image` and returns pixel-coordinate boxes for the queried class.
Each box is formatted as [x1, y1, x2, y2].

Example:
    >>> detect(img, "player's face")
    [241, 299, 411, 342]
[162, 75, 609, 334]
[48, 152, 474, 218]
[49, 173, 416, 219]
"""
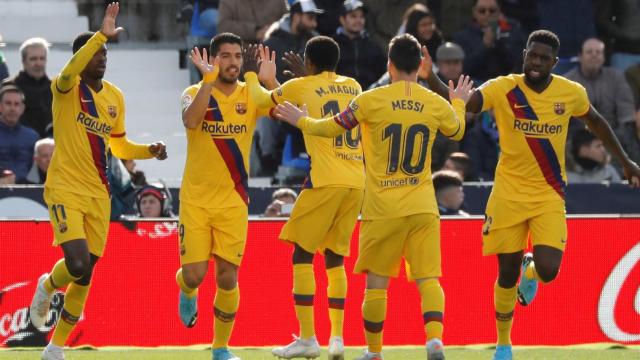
[523, 42, 557, 86]
[0, 92, 25, 127]
[140, 195, 162, 217]
[23, 46, 47, 80]
[215, 43, 242, 84]
[84, 45, 107, 80]
[340, 9, 365, 35]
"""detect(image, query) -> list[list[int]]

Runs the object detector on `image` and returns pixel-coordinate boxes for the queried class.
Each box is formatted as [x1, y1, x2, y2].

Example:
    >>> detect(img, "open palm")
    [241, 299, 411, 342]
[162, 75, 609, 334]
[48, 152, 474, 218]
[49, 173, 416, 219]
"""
[100, 2, 124, 39]
[190, 47, 219, 82]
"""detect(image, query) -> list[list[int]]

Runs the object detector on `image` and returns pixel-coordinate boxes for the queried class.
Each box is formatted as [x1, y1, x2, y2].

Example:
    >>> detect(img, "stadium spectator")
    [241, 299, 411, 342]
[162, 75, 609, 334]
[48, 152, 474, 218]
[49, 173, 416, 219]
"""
[537, 0, 595, 74]
[217, 0, 287, 43]
[625, 64, 640, 108]
[22, 137, 54, 184]
[135, 184, 173, 218]
[123, 159, 148, 187]
[435, 42, 465, 83]
[404, 6, 442, 61]
[365, 0, 424, 51]
[0, 34, 8, 82]
[441, 151, 474, 181]
[568, 129, 621, 183]
[453, 0, 525, 83]
[3, 38, 53, 138]
[314, 0, 344, 37]
[108, 154, 137, 220]
[0, 86, 38, 183]
[564, 38, 636, 132]
[433, 170, 469, 216]
[332, 0, 386, 89]
[461, 111, 499, 181]
[615, 110, 640, 168]
[595, 0, 640, 72]
[262, 187, 298, 217]
[179, 1, 220, 84]
[396, 3, 428, 36]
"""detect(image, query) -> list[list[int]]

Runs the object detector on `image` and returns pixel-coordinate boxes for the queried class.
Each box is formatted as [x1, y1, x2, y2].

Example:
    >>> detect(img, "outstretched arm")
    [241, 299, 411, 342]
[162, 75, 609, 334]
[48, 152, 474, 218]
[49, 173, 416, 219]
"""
[56, 2, 124, 92]
[110, 137, 167, 160]
[421, 46, 483, 113]
[273, 101, 351, 138]
[182, 47, 220, 129]
[244, 44, 279, 107]
[578, 107, 640, 187]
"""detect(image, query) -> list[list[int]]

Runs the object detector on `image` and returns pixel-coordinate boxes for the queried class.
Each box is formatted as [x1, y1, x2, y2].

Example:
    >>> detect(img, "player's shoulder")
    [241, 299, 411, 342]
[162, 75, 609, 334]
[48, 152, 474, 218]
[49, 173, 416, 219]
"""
[181, 83, 201, 97]
[551, 74, 586, 92]
[102, 79, 123, 96]
[480, 74, 519, 90]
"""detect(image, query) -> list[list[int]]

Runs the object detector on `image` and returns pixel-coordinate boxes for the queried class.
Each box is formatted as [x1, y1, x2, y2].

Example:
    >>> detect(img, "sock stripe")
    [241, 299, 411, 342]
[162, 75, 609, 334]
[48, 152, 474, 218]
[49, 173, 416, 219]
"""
[423, 311, 444, 324]
[293, 294, 314, 306]
[363, 319, 384, 333]
[48, 276, 59, 290]
[328, 297, 345, 309]
[60, 309, 80, 325]
[496, 310, 514, 322]
[213, 307, 236, 323]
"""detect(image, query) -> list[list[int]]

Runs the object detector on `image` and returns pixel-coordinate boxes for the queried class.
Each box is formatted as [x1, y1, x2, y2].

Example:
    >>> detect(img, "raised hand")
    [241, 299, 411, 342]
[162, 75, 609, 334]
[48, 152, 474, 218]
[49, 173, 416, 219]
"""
[622, 160, 640, 188]
[149, 142, 168, 160]
[190, 47, 219, 83]
[242, 44, 259, 74]
[273, 101, 308, 127]
[100, 2, 125, 39]
[282, 51, 307, 79]
[418, 46, 433, 79]
[449, 75, 475, 104]
[257, 44, 277, 85]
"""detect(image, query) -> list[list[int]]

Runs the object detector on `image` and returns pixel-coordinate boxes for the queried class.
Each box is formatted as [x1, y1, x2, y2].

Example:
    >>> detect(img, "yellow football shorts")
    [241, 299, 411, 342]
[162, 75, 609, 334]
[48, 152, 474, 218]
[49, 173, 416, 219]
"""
[482, 195, 567, 256]
[279, 187, 363, 256]
[44, 187, 111, 257]
[355, 213, 441, 280]
[178, 203, 248, 266]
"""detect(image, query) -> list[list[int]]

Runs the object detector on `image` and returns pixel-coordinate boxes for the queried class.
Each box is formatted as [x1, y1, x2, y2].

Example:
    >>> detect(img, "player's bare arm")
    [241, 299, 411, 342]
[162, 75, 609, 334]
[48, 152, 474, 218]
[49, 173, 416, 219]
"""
[449, 74, 475, 104]
[282, 51, 308, 79]
[422, 46, 482, 113]
[182, 47, 220, 129]
[578, 107, 640, 188]
[257, 44, 279, 89]
[100, 2, 124, 39]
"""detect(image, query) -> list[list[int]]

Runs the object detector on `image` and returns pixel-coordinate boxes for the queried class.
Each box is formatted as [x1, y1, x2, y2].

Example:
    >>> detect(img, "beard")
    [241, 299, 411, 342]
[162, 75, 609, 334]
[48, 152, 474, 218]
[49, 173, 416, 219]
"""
[219, 66, 239, 83]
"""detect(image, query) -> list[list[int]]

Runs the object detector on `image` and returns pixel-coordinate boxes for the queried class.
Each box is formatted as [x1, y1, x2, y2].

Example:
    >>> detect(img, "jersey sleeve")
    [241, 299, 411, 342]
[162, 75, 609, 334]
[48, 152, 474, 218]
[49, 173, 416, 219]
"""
[272, 78, 302, 105]
[297, 93, 364, 137]
[180, 86, 198, 113]
[572, 82, 591, 117]
[478, 77, 503, 112]
[56, 32, 108, 93]
[438, 98, 466, 141]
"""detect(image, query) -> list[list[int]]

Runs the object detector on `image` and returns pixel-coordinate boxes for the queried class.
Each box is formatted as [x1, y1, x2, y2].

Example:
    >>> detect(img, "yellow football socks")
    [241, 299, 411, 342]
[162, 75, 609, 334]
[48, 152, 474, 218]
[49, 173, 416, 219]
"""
[44, 259, 81, 293]
[212, 286, 239, 349]
[175, 268, 198, 298]
[362, 288, 387, 353]
[418, 279, 445, 340]
[494, 282, 517, 346]
[326, 266, 347, 338]
[52, 283, 90, 346]
[293, 264, 316, 339]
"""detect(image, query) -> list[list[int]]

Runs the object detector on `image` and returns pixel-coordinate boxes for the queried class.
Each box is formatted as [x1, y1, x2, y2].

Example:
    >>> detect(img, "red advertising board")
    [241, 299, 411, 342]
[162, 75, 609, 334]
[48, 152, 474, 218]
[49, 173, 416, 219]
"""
[1, 218, 639, 347]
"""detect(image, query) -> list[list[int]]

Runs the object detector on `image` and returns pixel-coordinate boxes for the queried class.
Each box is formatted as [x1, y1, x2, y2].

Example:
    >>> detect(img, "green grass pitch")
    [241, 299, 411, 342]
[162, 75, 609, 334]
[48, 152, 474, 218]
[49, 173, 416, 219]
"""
[1, 345, 639, 359]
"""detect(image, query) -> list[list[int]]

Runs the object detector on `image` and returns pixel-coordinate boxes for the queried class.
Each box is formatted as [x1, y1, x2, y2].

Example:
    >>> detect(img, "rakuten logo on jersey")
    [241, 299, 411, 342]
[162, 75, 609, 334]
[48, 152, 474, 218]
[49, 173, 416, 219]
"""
[0, 280, 64, 347]
[598, 242, 640, 342]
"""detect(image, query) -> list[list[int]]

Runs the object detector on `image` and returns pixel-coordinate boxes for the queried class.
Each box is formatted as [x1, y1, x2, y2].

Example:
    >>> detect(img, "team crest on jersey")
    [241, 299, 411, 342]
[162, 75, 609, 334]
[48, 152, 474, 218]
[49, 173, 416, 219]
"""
[554, 102, 565, 115]
[276, 88, 283, 97]
[108, 105, 117, 118]
[58, 222, 68, 233]
[235, 103, 247, 114]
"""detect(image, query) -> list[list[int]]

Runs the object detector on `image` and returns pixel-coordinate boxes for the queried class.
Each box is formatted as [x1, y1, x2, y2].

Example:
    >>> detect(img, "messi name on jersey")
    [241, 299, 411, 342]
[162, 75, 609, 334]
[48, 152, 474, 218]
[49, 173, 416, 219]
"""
[76, 112, 112, 135]
[391, 99, 424, 113]
[514, 119, 563, 135]
[201, 121, 248, 137]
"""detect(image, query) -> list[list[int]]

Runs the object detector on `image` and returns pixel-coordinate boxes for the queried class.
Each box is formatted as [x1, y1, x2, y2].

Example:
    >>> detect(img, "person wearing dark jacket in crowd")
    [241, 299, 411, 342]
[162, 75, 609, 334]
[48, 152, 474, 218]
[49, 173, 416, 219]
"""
[461, 110, 499, 181]
[404, 6, 443, 61]
[332, 0, 386, 89]
[3, 38, 53, 138]
[0, 86, 39, 183]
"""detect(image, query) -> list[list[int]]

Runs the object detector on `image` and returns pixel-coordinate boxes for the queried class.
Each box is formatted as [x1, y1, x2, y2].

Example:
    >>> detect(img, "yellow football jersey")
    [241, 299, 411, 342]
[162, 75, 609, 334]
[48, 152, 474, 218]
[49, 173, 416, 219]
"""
[46, 31, 152, 199]
[299, 81, 465, 220]
[271, 72, 364, 189]
[479, 74, 590, 202]
[180, 82, 269, 208]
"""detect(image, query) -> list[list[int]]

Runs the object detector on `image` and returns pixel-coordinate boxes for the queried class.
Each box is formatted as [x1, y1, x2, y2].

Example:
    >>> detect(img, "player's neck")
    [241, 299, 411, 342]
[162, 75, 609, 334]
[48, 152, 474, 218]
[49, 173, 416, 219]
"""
[391, 73, 417, 83]
[524, 75, 552, 94]
[213, 79, 237, 96]
[81, 76, 103, 92]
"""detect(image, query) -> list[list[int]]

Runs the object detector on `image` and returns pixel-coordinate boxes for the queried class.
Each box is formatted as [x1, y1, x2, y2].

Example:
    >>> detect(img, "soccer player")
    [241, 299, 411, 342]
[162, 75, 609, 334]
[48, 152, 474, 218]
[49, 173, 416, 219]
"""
[245, 36, 364, 359]
[28, 3, 168, 360]
[273, 33, 474, 360]
[423, 30, 640, 360]
[175, 33, 275, 360]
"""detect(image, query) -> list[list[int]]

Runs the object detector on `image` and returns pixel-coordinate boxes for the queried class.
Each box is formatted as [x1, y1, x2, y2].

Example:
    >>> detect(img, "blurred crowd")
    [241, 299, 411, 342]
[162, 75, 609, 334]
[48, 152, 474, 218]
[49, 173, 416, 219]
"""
[2, 0, 640, 218]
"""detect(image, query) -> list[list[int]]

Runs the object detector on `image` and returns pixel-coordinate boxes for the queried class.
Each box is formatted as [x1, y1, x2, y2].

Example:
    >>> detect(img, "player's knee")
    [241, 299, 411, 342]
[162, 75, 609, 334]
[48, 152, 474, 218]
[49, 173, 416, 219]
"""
[292, 245, 314, 264]
[182, 268, 206, 288]
[65, 257, 90, 278]
[535, 264, 559, 283]
[324, 250, 344, 268]
[216, 268, 238, 290]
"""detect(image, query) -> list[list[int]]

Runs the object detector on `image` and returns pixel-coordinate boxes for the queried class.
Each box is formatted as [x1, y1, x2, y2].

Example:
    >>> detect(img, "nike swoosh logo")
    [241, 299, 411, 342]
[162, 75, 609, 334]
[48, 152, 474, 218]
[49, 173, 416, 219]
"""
[514, 104, 528, 108]
[81, 99, 93, 103]
[207, 107, 218, 111]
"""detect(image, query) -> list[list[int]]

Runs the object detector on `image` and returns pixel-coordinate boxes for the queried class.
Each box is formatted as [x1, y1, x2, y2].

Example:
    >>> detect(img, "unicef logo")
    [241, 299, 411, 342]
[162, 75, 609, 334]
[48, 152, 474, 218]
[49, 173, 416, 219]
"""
[597, 242, 640, 342]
